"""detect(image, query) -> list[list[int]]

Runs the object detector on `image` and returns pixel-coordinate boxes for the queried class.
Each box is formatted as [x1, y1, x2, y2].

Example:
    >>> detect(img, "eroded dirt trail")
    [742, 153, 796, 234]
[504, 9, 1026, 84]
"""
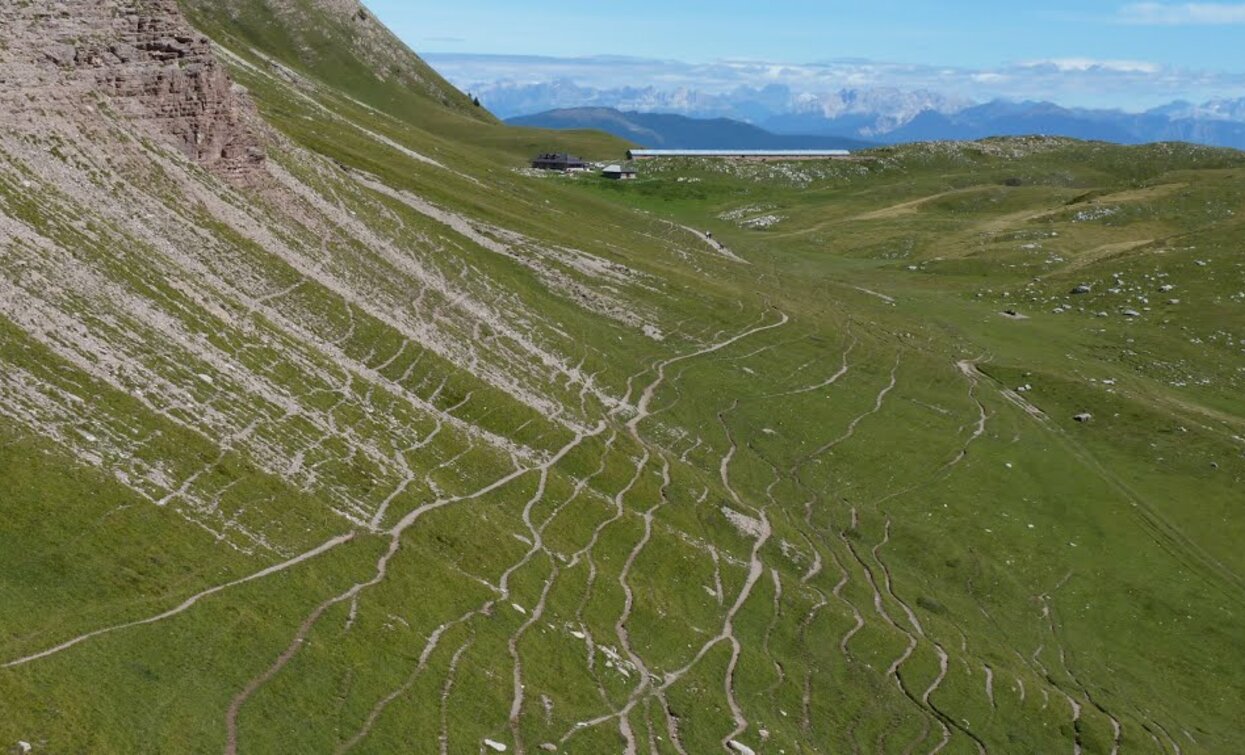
[838, 525, 937, 752]
[340, 426, 619, 753]
[762, 566, 785, 690]
[224, 422, 604, 754]
[468, 312, 782, 750]
[2, 533, 354, 670]
[829, 549, 865, 660]
[438, 636, 475, 755]
[610, 457, 671, 754]
[557, 316, 794, 748]
[774, 332, 856, 397]
[948, 359, 991, 468]
[501, 432, 622, 752]
[872, 519, 969, 752]
[713, 406, 781, 752]
[668, 220, 750, 264]
[1037, 581, 1124, 755]
[796, 555, 831, 733]
[805, 354, 900, 461]
[871, 520, 986, 755]
[633, 310, 790, 425]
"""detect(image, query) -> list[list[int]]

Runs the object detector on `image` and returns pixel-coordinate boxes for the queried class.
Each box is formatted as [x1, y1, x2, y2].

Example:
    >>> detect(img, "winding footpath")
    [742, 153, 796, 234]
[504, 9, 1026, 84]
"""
[224, 422, 605, 754]
[1, 533, 355, 670]
[557, 311, 791, 750]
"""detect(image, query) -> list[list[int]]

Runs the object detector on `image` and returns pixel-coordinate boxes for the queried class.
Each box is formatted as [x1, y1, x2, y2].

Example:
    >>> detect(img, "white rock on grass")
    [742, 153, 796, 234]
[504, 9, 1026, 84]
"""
[729, 741, 757, 755]
[484, 739, 508, 752]
[18, 743, 33, 755]
[721, 506, 764, 538]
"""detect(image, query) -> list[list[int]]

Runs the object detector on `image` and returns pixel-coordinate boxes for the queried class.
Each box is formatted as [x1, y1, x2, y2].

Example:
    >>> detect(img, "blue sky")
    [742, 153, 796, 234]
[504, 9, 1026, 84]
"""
[380, 2, 1245, 68]
[372, 2, 1245, 108]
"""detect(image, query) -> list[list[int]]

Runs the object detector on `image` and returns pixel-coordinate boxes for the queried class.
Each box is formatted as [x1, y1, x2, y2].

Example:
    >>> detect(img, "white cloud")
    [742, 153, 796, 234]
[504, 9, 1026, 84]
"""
[424, 52, 1245, 113]
[1120, 2, 1245, 24]
[1020, 58, 1161, 74]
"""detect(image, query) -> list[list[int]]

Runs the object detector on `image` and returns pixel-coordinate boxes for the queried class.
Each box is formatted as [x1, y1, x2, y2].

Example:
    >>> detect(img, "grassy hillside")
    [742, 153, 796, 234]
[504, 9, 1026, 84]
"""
[180, 0, 489, 122]
[178, 0, 630, 163]
[0, 4, 1242, 755]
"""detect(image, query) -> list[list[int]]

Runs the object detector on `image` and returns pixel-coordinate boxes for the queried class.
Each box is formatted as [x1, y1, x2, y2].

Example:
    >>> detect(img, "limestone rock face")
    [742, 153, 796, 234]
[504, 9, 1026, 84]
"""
[0, 0, 265, 180]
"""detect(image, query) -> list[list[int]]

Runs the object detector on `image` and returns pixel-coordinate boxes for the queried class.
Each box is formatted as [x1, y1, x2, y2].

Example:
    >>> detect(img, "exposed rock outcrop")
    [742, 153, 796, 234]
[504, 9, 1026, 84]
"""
[0, 0, 265, 181]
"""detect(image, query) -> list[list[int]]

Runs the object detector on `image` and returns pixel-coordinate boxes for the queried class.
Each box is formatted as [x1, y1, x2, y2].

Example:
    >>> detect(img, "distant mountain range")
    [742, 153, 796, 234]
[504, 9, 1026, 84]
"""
[788, 99, 1245, 149]
[474, 81, 1245, 150]
[470, 81, 965, 134]
[506, 108, 872, 150]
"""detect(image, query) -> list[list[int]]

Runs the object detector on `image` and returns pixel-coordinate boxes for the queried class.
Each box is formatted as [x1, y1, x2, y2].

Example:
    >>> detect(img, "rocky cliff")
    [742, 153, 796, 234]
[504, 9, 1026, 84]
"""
[0, 0, 265, 180]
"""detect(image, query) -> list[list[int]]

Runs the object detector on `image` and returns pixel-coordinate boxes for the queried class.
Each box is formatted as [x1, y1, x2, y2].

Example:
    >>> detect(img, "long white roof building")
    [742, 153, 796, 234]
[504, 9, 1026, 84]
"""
[628, 149, 852, 159]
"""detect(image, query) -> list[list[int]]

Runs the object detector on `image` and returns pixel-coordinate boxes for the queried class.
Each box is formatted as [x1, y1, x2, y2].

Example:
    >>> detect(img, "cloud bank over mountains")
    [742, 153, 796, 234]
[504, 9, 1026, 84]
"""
[425, 52, 1245, 150]
[426, 53, 1245, 115]
[425, 52, 1245, 149]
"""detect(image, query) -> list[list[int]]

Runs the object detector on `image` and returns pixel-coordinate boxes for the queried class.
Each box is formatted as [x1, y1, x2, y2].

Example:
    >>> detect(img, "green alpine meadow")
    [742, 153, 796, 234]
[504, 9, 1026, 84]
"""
[0, 1, 1242, 753]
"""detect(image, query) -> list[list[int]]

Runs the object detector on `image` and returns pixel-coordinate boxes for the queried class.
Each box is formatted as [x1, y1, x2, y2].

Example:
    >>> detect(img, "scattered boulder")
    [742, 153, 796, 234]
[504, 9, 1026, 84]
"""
[539, 745, 559, 753]
[110, 43, 139, 63]
[729, 742, 757, 755]
[1074, 413, 1094, 423]
[483, 740, 508, 753]
[1071, 284, 1092, 295]
[17, 743, 32, 755]
[1122, 309, 1141, 318]
[43, 44, 77, 66]
[721, 505, 764, 538]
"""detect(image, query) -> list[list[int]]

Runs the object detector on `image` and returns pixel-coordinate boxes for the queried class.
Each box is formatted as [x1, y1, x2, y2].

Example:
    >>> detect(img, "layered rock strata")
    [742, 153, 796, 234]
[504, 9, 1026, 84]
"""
[0, 0, 265, 180]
